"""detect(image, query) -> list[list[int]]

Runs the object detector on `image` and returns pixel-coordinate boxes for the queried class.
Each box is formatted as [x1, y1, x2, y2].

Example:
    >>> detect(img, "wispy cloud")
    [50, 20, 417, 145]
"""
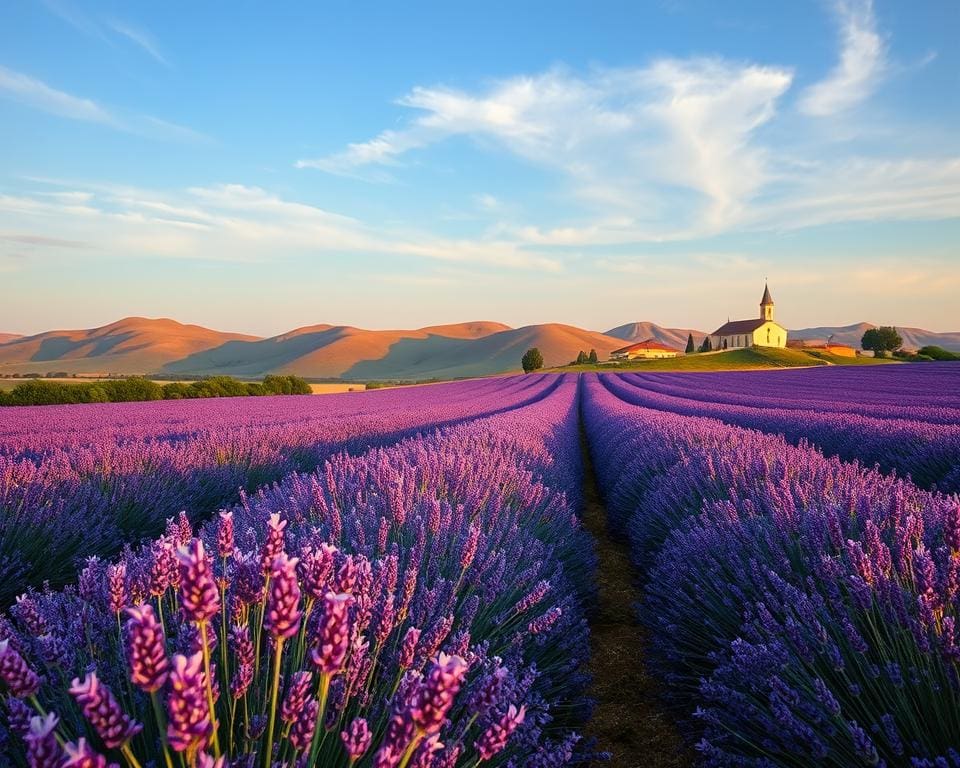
[798, 0, 885, 116]
[0, 65, 114, 124]
[106, 20, 170, 67]
[0, 65, 207, 142]
[299, 60, 793, 236]
[42, 0, 170, 67]
[0, 181, 561, 271]
[0, 233, 89, 249]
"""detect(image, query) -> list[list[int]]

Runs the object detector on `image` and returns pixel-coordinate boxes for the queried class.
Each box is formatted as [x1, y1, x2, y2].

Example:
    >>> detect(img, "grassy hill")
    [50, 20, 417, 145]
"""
[550, 346, 900, 373]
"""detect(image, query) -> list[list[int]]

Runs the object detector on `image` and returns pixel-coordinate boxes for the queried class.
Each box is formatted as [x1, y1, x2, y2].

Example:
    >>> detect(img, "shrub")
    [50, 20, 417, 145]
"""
[521, 347, 544, 373]
[918, 345, 960, 361]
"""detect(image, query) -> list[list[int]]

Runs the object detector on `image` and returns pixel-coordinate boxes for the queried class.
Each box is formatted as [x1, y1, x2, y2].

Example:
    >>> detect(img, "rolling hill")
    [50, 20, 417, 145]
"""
[790, 323, 960, 352]
[165, 321, 621, 380]
[0, 333, 22, 345]
[605, 321, 707, 349]
[0, 318, 260, 375]
[2, 316, 957, 380]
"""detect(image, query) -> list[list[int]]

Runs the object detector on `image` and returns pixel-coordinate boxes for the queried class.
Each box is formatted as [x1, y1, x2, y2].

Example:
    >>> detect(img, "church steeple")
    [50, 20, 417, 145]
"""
[760, 282, 774, 321]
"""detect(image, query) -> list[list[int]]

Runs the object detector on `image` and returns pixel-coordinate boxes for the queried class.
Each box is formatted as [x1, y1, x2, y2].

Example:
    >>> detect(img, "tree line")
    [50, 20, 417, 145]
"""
[0, 374, 312, 407]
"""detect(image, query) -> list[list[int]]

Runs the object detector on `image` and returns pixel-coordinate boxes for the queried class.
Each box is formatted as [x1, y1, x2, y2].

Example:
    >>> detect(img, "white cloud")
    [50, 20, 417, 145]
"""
[748, 158, 960, 230]
[799, 0, 885, 116]
[0, 65, 206, 142]
[42, 1, 170, 67]
[0, 181, 561, 271]
[107, 20, 170, 67]
[0, 65, 115, 124]
[299, 61, 792, 236]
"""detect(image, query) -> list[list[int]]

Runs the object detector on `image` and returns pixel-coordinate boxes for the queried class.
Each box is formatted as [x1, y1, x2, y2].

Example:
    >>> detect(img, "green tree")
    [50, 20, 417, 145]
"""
[699, 336, 713, 353]
[521, 347, 544, 373]
[685, 333, 696, 353]
[918, 345, 960, 361]
[588, 349, 599, 364]
[576, 350, 588, 365]
[862, 326, 903, 357]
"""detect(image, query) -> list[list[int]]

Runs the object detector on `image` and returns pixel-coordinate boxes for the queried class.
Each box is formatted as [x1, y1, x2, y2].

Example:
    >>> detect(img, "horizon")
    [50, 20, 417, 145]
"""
[2, 1, 959, 336]
[3, 310, 959, 342]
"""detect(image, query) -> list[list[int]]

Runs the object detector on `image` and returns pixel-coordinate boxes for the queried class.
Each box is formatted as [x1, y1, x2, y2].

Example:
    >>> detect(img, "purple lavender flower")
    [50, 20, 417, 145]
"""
[297, 542, 336, 599]
[280, 670, 313, 725]
[197, 752, 226, 768]
[230, 550, 264, 608]
[260, 513, 287, 575]
[409, 653, 468, 735]
[5, 696, 33, 736]
[289, 698, 318, 752]
[341, 717, 372, 761]
[945, 504, 960, 553]
[69, 671, 143, 749]
[310, 592, 353, 673]
[399, 627, 420, 670]
[528, 606, 562, 635]
[0, 638, 40, 697]
[229, 622, 254, 699]
[125, 604, 170, 693]
[25, 713, 62, 768]
[166, 652, 212, 753]
[62, 738, 115, 768]
[475, 704, 526, 759]
[461, 525, 480, 570]
[217, 510, 234, 559]
[176, 538, 220, 624]
[177, 511, 193, 545]
[104, 563, 126, 615]
[264, 552, 302, 640]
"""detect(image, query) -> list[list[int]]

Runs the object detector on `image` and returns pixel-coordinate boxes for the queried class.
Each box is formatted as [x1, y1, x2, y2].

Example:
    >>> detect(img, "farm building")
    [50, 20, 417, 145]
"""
[788, 339, 857, 357]
[710, 283, 788, 351]
[610, 339, 679, 360]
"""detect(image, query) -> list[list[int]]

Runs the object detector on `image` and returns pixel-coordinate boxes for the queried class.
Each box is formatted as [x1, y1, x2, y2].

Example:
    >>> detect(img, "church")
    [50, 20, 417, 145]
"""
[710, 283, 787, 350]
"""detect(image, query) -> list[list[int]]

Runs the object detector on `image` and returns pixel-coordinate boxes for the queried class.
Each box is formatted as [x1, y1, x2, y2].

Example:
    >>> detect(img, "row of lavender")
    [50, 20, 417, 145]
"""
[0, 374, 594, 767]
[0, 374, 560, 603]
[604, 367, 960, 493]
[625, 365, 960, 425]
[583, 372, 960, 766]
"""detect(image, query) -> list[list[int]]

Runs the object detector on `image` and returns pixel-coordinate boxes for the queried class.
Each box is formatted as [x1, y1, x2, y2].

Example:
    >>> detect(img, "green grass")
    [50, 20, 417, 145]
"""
[548, 346, 901, 373]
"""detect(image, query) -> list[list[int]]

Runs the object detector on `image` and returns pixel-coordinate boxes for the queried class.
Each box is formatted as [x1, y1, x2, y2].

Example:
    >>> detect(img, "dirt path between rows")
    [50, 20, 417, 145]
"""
[579, 427, 692, 768]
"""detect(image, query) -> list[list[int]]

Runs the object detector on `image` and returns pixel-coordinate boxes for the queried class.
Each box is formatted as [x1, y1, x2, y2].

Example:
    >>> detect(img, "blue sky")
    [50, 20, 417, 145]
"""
[1, 0, 958, 336]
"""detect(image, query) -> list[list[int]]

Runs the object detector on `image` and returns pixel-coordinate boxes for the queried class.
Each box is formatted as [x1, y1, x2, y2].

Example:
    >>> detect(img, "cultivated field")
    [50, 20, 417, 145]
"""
[1, 364, 958, 766]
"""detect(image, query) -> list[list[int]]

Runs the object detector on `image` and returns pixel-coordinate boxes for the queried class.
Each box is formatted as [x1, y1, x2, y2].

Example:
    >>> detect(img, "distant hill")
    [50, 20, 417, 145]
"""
[790, 323, 960, 352]
[166, 321, 624, 380]
[605, 322, 708, 349]
[3, 316, 957, 380]
[0, 333, 22, 345]
[0, 317, 260, 375]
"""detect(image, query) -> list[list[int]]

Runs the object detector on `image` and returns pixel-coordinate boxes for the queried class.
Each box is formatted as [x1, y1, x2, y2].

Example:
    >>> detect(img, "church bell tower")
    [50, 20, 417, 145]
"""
[760, 282, 774, 322]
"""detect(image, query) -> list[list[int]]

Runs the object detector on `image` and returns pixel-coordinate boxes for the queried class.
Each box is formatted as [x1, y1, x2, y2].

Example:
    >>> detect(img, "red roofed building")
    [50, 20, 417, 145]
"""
[610, 338, 680, 360]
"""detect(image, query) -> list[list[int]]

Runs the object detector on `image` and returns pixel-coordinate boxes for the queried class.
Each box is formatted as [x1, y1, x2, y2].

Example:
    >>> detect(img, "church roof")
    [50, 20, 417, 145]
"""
[712, 318, 767, 336]
[761, 283, 774, 305]
[612, 338, 679, 354]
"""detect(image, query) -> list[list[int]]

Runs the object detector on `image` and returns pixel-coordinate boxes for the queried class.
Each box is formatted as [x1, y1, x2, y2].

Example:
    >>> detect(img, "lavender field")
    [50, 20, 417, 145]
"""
[1, 364, 959, 767]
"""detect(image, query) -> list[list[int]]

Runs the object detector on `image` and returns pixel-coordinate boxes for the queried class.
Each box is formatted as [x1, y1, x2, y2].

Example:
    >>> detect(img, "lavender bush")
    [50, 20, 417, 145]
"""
[0, 375, 594, 767]
[582, 373, 960, 766]
[603, 366, 960, 492]
[0, 374, 561, 603]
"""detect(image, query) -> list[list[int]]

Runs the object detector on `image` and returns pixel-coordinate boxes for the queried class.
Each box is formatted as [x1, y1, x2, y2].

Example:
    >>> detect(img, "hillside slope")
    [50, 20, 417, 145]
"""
[0, 333, 22, 345]
[791, 323, 960, 351]
[166, 322, 622, 379]
[605, 321, 706, 348]
[0, 318, 260, 375]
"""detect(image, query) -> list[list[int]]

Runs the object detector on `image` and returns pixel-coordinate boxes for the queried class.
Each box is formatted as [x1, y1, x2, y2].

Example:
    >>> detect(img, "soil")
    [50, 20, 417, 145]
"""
[579, 427, 693, 768]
